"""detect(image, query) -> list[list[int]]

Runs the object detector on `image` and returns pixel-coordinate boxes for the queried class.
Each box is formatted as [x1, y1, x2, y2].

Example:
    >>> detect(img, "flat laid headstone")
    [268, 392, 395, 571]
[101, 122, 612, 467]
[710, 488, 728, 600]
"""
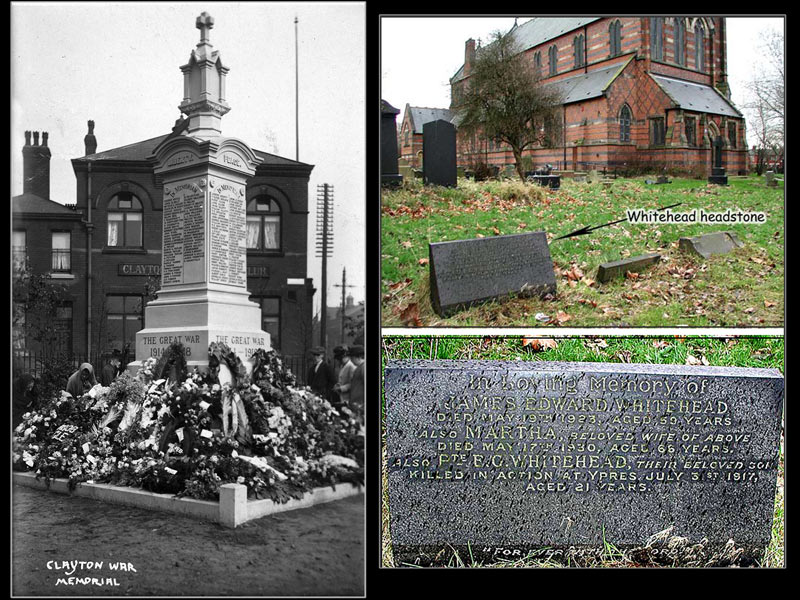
[429, 232, 556, 317]
[679, 231, 744, 259]
[422, 119, 456, 187]
[385, 360, 784, 564]
[596, 253, 661, 283]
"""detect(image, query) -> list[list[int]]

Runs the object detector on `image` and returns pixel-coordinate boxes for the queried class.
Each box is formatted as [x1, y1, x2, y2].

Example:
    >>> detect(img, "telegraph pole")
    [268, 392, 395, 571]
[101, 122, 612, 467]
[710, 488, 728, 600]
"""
[295, 15, 299, 161]
[315, 184, 334, 348]
[333, 267, 356, 345]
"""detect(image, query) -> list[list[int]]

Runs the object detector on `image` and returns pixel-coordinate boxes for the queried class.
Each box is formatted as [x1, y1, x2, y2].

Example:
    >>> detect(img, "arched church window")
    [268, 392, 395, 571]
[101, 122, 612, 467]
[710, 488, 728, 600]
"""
[674, 19, 685, 66]
[650, 17, 663, 61]
[609, 20, 622, 57]
[107, 192, 143, 247]
[246, 196, 281, 251]
[573, 34, 585, 68]
[695, 23, 705, 71]
[549, 45, 558, 76]
[619, 104, 632, 142]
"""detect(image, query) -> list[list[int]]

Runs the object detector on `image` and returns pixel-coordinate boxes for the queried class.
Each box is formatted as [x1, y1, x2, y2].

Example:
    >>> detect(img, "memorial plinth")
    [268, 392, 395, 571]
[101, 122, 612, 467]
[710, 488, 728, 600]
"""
[126, 12, 271, 373]
[130, 136, 269, 371]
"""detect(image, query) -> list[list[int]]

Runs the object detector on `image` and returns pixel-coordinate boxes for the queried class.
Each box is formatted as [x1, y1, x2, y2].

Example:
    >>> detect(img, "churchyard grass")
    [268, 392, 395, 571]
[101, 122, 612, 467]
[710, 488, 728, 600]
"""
[380, 336, 785, 567]
[381, 176, 783, 327]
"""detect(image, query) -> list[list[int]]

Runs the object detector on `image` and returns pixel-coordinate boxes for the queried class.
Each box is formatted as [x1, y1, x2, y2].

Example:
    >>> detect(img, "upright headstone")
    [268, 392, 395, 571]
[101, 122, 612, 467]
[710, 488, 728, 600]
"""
[422, 119, 456, 187]
[765, 171, 777, 187]
[385, 360, 784, 564]
[708, 136, 728, 185]
[381, 100, 403, 186]
[129, 13, 270, 372]
[429, 232, 556, 317]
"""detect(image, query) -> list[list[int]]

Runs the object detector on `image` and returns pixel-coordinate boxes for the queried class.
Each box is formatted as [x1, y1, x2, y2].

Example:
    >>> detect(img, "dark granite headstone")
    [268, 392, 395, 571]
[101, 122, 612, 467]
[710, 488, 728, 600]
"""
[679, 231, 744, 259]
[381, 100, 402, 186]
[708, 136, 728, 185]
[385, 360, 784, 563]
[429, 232, 556, 317]
[422, 119, 456, 187]
[596, 253, 661, 283]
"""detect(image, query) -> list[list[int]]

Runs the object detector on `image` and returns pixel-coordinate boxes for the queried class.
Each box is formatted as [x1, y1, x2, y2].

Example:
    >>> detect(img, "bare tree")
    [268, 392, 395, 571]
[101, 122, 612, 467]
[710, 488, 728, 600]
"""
[743, 27, 784, 174]
[454, 30, 563, 181]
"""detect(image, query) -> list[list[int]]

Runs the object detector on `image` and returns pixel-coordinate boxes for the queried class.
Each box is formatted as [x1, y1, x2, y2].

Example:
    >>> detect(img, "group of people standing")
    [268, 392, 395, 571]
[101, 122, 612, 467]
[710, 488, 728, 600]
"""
[306, 344, 365, 416]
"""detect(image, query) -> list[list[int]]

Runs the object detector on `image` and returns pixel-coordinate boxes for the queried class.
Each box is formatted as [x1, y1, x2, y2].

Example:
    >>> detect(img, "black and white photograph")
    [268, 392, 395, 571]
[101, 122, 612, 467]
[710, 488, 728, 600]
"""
[12, 1, 365, 595]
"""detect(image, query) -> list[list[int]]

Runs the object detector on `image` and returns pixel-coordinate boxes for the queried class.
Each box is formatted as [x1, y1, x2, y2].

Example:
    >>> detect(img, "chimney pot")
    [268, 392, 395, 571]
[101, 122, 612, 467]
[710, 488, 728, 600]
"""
[84, 120, 98, 155]
[24, 131, 31, 145]
[42, 132, 49, 147]
[32, 131, 39, 146]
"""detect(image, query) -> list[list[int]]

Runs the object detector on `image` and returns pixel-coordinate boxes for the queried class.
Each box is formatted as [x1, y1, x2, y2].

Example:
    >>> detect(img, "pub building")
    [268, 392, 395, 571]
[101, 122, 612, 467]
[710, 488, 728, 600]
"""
[13, 20, 316, 376]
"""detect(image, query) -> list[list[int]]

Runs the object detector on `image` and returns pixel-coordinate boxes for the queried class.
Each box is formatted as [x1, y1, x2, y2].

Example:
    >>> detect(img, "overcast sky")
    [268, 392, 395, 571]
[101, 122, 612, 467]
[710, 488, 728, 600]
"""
[11, 1, 366, 314]
[381, 16, 785, 147]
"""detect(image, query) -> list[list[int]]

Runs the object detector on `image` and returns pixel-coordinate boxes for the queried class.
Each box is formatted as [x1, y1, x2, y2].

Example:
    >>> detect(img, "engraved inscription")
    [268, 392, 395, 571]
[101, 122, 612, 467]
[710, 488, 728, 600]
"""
[161, 181, 205, 285]
[389, 371, 771, 494]
[209, 182, 246, 287]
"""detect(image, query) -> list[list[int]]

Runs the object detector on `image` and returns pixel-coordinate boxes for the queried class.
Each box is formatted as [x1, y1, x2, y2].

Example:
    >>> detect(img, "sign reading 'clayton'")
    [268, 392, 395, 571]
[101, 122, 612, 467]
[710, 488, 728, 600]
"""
[429, 231, 556, 317]
[385, 360, 784, 561]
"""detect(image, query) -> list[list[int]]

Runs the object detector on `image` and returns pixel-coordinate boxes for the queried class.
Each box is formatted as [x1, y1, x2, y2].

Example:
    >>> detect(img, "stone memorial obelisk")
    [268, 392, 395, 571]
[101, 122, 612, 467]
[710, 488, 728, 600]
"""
[129, 13, 269, 373]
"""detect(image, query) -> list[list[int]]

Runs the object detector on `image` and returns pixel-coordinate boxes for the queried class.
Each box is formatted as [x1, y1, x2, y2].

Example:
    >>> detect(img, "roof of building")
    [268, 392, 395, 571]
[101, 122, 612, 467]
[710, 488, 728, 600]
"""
[407, 106, 454, 133]
[451, 17, 601, 82]
[650, 74, 742, 117]
[12, 192, 82, 216]
[545, 58, 631, 104]
[74, 133, 312, 167]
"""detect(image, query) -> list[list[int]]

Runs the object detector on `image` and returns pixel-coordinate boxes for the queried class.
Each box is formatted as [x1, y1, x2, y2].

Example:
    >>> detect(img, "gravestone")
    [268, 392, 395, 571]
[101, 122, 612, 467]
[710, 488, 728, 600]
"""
[381, 100, 403, 186]
[679, 231, 744, 259]
[596, 253, 661, 283]
[708, 136, 728, 185]
[385, 360, 784, 564]
[429, 232, 556, 317]
[765, 171, 777, 187]
[422, 119, 456, 187]
[129, 13, 270, 373]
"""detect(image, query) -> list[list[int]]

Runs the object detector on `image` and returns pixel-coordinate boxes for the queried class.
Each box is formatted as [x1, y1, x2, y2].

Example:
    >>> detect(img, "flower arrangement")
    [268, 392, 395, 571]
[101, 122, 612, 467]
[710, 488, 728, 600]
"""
[13, 342, 363, 503]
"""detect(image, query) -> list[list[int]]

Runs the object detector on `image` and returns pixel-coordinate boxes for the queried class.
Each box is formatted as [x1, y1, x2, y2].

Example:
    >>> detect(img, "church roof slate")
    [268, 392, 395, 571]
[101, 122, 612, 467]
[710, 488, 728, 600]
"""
[650, 74, 742, 117]
[408, 106, 454, 133]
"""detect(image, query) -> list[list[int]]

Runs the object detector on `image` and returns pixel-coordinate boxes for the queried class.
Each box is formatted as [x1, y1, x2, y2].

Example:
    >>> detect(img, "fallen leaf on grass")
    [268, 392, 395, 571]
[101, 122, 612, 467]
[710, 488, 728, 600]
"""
[521, 337, 559, 351]
[387, 278, 412, 291]
[686, 354, 709, 366]
[549, 311, 572, 325]
[534, 312, 550, 322]
[399, 303, 423, 327]
[564, 265, 584, 281]
[764, 300, 776, 308]
[652, 340, 670, 349]
[744, 307, 755, 314]
[418, 258, 429, 266]
[400, 240, 413, 249]
[492, 226, 501, 236]
[625, 271, 640, 280]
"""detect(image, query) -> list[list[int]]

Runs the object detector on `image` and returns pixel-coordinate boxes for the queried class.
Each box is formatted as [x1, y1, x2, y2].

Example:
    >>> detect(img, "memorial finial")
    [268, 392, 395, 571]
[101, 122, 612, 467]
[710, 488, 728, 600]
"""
[196, 12, 214, 45]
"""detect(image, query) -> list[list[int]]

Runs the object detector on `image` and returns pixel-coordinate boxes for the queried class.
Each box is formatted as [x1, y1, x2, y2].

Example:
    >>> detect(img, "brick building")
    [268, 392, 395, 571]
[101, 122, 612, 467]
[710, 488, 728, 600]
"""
[450, 17, 747, 176]
[398, 104, 453, 168]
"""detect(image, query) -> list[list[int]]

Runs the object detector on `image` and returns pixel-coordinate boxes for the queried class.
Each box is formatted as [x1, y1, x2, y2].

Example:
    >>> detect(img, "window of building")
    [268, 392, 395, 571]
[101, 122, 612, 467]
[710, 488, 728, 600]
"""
[674, 18, 685, 66]
[650, 17, 663, 61]
[54, 302, 73, 354]
[251, 296, 280, 350]
[548, 45, 558, 76]
[403, 125, 409, 147]
[107, 192, 143, 248]
[609, 20, 622, 57]
[246, 196, 281, 251]
[728, 122, 737, 148]
[651, 117, 666, 146]
[695, 23, 705, 71]
[13, 230, 26, 271]
[619, 105, 632, 142]
[106, 294, 142, 353]
[533, 51, 541, 77]
[51, 231, 71, 273]
[573, 34, 585, 68]
[685, 116, 696, 146]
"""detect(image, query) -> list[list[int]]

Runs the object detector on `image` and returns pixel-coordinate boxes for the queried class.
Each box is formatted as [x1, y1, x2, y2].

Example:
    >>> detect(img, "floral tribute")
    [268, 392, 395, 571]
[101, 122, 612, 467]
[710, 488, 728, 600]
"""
[13, 343, 364, 503]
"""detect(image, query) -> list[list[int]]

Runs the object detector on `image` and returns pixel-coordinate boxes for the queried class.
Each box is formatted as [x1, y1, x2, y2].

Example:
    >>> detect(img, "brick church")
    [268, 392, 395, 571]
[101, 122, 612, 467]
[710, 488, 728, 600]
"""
[449, 17, 747, 175]
[13, 16, 316, 377]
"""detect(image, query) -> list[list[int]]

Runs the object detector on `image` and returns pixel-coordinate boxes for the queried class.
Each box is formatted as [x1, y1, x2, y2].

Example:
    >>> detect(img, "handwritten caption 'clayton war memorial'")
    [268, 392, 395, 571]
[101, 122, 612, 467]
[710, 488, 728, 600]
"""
[47, 560, 137, 588]
[384, 360, 783, 556]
